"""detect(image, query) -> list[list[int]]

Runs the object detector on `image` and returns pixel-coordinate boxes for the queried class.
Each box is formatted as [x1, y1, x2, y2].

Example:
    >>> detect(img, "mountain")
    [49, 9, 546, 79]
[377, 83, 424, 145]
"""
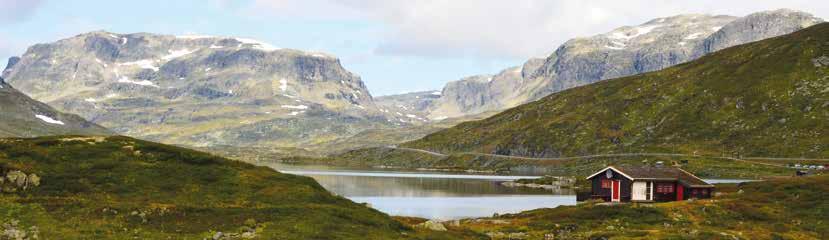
[0, 136, 465, 239]
[2, 32, 396, 148]
[405, 22, 829, 159]
[0, 77, 111, 137]
[383, 9, 823, 120]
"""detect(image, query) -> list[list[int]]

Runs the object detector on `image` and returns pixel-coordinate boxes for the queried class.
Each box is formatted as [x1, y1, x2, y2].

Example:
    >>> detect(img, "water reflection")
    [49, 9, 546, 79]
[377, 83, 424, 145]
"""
[270, 164, 577, 219]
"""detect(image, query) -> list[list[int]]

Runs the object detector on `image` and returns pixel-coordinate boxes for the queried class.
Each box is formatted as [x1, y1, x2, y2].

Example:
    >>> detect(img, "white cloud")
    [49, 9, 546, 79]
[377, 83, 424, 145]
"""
[0, 0, 45, 24]
[246, 0, 829, 58]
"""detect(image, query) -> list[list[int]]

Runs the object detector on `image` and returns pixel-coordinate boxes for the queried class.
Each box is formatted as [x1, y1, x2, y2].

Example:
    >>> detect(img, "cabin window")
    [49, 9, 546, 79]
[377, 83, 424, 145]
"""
[656, 183, 674, 193]
[692, 189, 699, 195]
[601, 179, 612, 188]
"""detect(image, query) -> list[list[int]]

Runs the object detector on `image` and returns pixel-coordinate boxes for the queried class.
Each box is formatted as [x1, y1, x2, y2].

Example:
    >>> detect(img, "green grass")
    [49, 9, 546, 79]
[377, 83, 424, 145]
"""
[298, 146, 792, 179]
[405, 23, 829, 160]
[457, 175, 829, 239]
[0, 136, 472, 239]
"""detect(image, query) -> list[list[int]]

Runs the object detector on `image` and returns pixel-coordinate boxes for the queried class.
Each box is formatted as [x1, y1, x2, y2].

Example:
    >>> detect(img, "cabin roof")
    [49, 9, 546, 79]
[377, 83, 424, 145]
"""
[587, 166, 714, 188]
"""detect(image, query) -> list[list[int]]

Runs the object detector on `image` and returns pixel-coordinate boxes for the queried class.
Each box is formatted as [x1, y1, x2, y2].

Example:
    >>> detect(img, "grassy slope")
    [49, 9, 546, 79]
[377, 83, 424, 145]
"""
[0, 136, 474, 239]
[305, 147, 790, 179]
[406, 23, 829, 159]
[456, 175, 829, 240]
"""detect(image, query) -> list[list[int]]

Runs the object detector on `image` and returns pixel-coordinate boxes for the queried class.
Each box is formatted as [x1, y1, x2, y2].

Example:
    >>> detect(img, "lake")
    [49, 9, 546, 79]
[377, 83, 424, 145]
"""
[269, 164, 757, 220]
[269, 164, 576, 220]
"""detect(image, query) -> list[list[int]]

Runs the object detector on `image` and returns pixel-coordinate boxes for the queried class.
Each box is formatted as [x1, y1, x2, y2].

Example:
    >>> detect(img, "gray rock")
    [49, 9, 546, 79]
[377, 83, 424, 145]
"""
[6, 171, 27, 188]
[813, 56, 829, 67]
[417, 220, 447, 231]
[26, 174, 40, 188]
[388, 9, 823, 121]
[3, 31, 397, 148]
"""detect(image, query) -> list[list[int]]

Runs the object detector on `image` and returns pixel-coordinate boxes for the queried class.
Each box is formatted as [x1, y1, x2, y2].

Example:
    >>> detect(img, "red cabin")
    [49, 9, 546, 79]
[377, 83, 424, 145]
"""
[586, 166, 714, 202]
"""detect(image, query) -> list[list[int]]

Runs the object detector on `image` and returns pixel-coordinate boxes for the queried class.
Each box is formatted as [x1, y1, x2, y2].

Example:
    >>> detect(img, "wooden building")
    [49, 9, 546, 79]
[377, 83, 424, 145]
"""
[586, 166, 714, 202]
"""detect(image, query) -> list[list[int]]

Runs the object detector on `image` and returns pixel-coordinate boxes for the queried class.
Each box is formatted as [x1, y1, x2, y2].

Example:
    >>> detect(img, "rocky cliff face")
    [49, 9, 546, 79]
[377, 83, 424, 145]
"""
[389, 9, 824, 120]
[2, 32, 388, 147]
[0, 77, 111, 137]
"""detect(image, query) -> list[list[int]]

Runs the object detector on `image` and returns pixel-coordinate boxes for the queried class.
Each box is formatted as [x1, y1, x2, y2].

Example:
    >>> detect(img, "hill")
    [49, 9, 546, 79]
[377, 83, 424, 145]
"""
[451, 175, 828, 239]
[383, 9, 822, 121]
[0, 136, 471, 239]
[405, 22, 829, 160]
[0, 77, 111, 137]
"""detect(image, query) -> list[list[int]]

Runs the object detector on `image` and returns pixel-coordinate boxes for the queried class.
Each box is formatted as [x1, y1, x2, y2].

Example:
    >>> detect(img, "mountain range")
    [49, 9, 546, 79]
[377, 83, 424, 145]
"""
[1, 9, 823, 155]
[2, 32, 400, 148]
[382, 9, 824, 120]
[405, 22, 829, 159]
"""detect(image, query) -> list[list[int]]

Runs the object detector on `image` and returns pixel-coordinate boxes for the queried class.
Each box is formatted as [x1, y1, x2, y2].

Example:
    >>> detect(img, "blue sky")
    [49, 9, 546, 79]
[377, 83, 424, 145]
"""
[1, 0, 828, 95]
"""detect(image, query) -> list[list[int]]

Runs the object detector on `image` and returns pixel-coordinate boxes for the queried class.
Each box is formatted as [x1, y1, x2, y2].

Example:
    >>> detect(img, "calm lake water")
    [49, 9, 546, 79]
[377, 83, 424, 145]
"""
[269, 164, 576, 220]
[268, 164, 756, 220]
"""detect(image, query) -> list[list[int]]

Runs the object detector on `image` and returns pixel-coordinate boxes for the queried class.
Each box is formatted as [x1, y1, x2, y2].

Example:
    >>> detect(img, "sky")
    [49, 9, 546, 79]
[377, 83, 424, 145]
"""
[1, 0, 828, 96]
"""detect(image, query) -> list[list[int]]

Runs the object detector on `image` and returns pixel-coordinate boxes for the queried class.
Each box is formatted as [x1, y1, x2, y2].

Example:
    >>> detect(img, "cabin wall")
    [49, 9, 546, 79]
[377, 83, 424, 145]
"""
[652, 181, 678, 202]
[684, 187, 714, 199]
[589, 170, 632, 202]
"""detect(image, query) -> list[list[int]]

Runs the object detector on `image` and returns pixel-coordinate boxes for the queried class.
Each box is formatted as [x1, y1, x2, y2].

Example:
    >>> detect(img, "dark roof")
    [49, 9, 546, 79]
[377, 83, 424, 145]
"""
[588, 166, 713, 187]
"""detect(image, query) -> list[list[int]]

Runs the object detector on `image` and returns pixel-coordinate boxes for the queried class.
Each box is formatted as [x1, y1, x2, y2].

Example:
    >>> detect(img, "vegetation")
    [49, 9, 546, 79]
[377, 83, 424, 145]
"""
[451, 175, 829, 239]
[405, 23, 829, 160]
[297, 146, 794, 179]
[0, 136, 471, 239]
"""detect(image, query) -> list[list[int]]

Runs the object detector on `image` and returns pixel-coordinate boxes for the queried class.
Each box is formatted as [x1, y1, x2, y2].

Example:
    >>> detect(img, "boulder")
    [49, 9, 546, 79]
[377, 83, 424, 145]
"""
[417, 220, 447, 231]
[6, 171, 27, 188]
[26, 174, 40, 188]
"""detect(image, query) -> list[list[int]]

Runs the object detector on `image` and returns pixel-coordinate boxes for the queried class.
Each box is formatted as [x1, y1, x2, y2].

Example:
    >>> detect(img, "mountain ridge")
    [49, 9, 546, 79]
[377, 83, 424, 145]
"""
[380, 9, 824, 121]
[404, 22, 829, 159]
[0, 76, 112, 137]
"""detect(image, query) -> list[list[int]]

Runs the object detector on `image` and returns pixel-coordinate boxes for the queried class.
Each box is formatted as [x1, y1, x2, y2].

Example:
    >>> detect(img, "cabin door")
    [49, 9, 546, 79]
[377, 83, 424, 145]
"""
[611, 180, 621, 202]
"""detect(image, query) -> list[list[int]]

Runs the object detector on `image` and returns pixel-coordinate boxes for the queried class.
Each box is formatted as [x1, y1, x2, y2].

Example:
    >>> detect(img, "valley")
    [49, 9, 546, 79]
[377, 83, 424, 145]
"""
[0, 5, 827, 240]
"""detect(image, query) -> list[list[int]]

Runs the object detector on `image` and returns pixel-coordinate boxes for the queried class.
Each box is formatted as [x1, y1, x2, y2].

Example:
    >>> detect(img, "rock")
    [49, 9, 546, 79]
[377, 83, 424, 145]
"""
[212, 232, 223, 240]
[417, 220, 447, 232]
[2, 31, 384, 150]
[6, 171, 27, 188]
[26, 174, 40, 188]
[240, 232, 255, 239]
[508, 232, 528, 239]
[383, 9, 824, 123]
[813, 56, 829, 67]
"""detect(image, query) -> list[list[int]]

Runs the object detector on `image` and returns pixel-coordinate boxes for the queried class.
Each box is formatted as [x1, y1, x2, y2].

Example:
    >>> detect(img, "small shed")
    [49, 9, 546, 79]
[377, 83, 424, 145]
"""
[585, 166, 714, 202]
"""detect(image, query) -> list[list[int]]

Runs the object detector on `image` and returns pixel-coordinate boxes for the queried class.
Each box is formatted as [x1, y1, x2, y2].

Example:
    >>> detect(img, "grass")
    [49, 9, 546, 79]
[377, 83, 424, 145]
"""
[0, 136, 473, 239]
[300, 23, 829, 179]
[296, 146, 794, 179]
[455, 174, 829, 239]
[404, 23, 829, 160]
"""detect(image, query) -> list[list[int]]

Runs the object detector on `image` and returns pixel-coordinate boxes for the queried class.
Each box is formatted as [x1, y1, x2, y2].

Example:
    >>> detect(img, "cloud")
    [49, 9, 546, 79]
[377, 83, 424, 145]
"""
[244, 0, 829, 59]
[0, 0, 45, 24]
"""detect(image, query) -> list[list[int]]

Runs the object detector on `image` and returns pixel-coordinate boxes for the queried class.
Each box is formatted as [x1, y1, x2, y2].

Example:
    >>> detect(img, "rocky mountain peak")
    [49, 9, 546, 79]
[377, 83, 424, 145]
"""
[382, 9, 825, 122]
[3, 31, 388, 148]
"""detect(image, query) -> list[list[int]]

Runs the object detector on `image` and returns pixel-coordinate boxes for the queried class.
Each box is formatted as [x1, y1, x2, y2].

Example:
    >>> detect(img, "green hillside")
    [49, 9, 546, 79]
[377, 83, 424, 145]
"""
[0, 136, 469, 239]
[454, 175, 829, 239]
[406, 23, 829, 159]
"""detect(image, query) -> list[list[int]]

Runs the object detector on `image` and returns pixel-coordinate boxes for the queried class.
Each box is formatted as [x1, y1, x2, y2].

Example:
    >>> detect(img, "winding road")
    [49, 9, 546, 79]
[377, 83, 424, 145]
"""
[384, 146, 829, 168]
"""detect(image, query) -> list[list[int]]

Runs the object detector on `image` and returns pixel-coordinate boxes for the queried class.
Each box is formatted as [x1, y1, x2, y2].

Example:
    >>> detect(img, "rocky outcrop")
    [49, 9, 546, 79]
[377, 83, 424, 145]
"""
[415, 220, 447, 231]
[1, 220, 39, 240]
[388, 9, 824, 120]
[530, 9, 822, 102]
[2, 32, 393, 148]
[0, 170, 41, 192]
